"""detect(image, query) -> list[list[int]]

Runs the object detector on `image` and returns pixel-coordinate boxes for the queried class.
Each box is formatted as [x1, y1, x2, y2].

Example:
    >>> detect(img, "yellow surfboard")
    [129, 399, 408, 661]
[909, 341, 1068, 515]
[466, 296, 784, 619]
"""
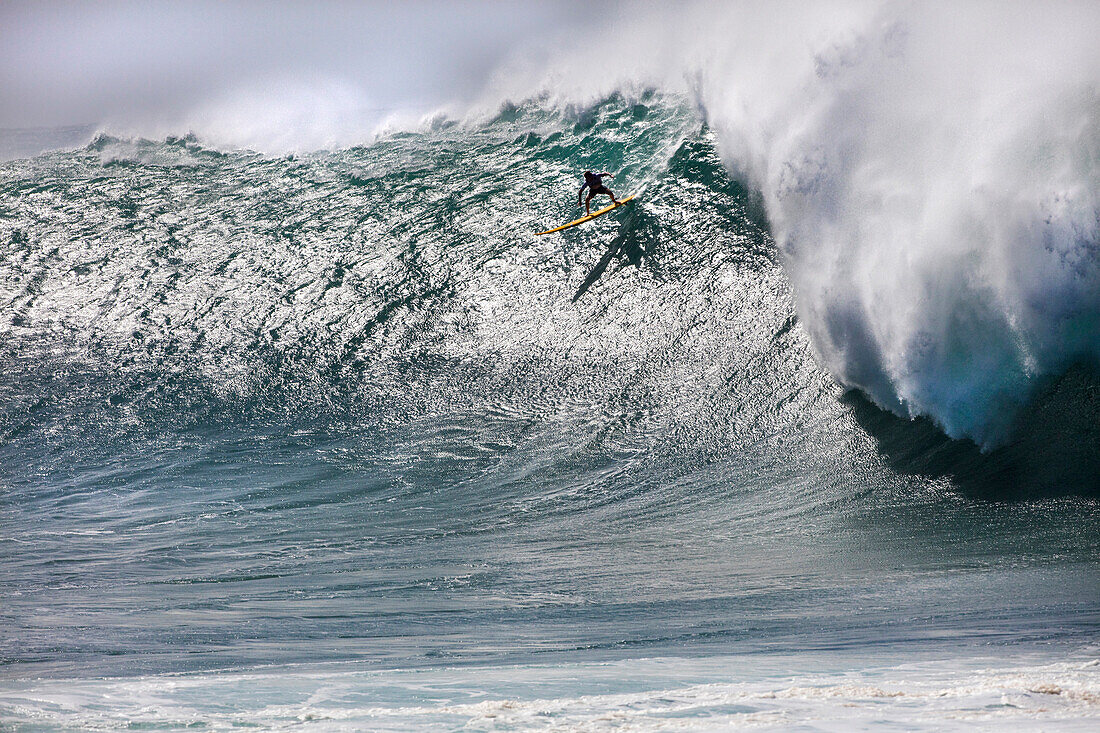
[535, 194, 637, 235]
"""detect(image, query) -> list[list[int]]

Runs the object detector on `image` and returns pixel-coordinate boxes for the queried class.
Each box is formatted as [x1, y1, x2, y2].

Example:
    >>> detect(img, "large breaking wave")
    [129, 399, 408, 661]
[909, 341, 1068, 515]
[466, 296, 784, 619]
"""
[1, 2, 1098, 468]
[32, 2, 1094, 447]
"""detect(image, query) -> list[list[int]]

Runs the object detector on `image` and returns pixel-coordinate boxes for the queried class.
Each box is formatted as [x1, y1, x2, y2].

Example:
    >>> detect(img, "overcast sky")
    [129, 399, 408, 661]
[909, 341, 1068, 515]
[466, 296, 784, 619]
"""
[0, 0, 593, 130]
[4, 0, 1095, 160]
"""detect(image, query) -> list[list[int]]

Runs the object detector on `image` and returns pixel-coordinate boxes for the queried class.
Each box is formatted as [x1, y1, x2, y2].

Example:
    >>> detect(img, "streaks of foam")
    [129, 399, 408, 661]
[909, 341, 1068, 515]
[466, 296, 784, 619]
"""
[2, 655, 1098, 731]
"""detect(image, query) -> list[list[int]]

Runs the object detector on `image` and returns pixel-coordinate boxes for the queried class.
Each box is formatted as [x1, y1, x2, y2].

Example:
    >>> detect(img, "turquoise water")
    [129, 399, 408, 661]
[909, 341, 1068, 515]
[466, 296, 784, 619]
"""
[1, 95, 1098, 729]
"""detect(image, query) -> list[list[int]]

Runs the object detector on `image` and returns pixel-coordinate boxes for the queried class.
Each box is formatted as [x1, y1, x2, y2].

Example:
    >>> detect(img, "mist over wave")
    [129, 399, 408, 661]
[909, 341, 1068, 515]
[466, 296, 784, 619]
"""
[731, 4, 1100, 447]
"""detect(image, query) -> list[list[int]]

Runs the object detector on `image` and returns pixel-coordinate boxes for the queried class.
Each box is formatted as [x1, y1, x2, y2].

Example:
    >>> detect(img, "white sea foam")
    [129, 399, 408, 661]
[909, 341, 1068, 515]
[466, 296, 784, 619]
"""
[2, 654, 1098, 731]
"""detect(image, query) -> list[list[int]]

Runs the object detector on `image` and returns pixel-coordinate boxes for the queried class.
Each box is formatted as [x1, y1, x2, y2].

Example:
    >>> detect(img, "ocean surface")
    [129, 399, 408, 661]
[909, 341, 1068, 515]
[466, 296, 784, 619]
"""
[1, 94, 1098, 730]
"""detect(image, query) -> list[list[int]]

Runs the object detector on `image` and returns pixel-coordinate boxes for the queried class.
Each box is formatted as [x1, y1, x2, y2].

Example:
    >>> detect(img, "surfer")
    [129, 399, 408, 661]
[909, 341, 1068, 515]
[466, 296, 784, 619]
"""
[577, 170, 618, 215]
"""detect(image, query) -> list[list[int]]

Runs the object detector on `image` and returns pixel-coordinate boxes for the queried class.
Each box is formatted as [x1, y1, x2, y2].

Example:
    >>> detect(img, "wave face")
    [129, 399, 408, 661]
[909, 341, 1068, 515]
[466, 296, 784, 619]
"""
[6, 3, 1099, 447]
[1, 94, 1099, 728]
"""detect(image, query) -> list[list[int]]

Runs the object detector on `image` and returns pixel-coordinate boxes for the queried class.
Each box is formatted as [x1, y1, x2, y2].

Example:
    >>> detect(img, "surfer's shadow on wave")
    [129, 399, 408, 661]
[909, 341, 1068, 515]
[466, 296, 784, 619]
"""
[571, 211, 661, 303]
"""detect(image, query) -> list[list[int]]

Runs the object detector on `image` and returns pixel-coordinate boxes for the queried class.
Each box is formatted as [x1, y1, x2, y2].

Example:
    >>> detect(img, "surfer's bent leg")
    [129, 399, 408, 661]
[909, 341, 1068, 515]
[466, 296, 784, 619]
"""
[592, 184, 618, 205]
[585, 189, 596, 215]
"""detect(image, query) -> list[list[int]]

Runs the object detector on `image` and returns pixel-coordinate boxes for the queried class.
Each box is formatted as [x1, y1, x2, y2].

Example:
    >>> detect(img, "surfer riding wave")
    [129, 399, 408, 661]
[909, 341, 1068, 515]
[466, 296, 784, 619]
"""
[578, 170, 618, 214]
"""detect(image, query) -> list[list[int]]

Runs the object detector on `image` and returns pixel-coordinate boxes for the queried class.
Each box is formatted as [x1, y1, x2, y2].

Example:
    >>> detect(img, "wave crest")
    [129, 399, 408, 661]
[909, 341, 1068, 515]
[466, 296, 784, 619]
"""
[688, 3, 1100, 446]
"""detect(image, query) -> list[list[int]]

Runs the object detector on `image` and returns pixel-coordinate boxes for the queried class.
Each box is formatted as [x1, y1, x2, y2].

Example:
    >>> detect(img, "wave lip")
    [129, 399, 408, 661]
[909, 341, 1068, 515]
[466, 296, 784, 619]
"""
[721, 5, 1100, 447]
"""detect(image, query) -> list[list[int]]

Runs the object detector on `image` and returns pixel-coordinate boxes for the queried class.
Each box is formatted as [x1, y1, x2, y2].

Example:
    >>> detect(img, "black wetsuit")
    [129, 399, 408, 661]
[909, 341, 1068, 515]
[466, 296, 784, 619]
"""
[580, 171, 612, 196]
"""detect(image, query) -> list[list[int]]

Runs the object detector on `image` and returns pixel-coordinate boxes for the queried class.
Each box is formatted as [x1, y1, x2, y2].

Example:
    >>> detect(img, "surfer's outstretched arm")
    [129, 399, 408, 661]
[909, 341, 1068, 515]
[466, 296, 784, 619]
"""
[598, 174, 619, 204]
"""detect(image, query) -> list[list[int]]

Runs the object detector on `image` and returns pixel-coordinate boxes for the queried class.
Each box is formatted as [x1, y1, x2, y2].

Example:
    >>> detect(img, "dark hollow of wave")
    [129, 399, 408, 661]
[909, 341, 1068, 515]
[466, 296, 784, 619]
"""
[846, 365, 1100, 500]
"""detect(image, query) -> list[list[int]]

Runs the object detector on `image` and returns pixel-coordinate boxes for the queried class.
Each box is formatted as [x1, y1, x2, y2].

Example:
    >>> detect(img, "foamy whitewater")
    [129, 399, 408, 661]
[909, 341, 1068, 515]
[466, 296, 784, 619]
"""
[1, 2, 1098, 730]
